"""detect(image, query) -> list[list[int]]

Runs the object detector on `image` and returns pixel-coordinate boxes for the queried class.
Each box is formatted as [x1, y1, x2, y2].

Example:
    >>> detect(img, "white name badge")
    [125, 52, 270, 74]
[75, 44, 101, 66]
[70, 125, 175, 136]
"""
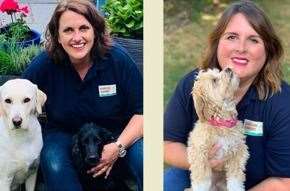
[98, 84, 117, 97]
[243, 119, 263, 136]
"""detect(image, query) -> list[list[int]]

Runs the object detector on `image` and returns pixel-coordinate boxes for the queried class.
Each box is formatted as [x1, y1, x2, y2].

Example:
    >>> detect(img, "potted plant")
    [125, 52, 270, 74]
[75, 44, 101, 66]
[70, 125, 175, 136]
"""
[0, 34, 42, 84]
[103, 0, 143, 73]
[0, 0, 41, 47]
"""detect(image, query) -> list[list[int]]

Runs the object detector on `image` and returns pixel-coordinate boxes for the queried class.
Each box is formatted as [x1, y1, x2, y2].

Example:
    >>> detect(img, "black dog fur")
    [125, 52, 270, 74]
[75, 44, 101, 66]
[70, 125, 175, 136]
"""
[72, 123, 131, 191]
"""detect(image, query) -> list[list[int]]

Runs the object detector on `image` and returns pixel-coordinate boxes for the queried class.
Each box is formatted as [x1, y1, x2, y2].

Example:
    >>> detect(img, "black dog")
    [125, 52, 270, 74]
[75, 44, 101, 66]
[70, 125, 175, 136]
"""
[72, 123, 132, 191]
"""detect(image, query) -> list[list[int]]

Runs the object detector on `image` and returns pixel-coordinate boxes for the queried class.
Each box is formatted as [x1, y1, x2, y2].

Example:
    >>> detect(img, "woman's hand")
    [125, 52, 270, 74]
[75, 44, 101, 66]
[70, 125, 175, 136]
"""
[208, 144, 225, 171]
[87, 115, 142, 178]
[87, 142, 119, 178]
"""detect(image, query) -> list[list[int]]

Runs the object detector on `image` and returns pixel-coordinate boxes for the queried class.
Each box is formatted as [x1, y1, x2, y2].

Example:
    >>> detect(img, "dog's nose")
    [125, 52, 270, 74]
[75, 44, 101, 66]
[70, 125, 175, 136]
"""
[86, 155, 99, 165]
[225, 68, 234, 77]
[12, 116, 22, 127]
[225, 68, 233, 73]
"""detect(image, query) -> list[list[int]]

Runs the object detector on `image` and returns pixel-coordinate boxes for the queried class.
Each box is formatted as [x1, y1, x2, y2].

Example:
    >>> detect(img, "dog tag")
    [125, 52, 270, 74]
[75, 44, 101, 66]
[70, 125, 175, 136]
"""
[243, 119, 263, 136]
[98, 84, 117, 97]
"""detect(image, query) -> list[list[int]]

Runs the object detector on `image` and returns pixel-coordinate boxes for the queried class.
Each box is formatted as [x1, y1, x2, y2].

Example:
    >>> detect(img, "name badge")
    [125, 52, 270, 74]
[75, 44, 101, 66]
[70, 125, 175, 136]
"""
[243, 119, 263, 136]
[98, 84, 117, 97]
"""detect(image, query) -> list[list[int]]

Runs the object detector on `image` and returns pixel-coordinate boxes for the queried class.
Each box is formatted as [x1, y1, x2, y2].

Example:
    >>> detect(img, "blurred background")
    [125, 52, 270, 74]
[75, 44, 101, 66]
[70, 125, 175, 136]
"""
[164, 0, 290, 106]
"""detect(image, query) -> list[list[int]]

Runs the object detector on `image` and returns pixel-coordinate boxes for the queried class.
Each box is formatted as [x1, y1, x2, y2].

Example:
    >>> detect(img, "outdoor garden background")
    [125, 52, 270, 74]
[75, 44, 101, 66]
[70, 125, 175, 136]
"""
[164, 0, 290, 106]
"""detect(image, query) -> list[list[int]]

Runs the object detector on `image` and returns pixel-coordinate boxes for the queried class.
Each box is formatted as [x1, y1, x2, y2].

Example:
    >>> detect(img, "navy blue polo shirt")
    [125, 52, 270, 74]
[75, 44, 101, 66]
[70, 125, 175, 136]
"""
[22, 43, 143, 136]
[164, 69, 290, 189]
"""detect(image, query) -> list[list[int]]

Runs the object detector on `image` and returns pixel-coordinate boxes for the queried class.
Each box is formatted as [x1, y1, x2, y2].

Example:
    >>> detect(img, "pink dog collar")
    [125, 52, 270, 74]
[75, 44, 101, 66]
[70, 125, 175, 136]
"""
[208, 117, 238, 128]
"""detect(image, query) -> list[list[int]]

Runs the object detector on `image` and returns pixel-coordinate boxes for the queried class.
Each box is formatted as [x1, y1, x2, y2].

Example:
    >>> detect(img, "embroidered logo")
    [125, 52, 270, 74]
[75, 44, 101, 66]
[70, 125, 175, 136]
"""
[243, 119, 263, 136]
[98, 84, 117, 97]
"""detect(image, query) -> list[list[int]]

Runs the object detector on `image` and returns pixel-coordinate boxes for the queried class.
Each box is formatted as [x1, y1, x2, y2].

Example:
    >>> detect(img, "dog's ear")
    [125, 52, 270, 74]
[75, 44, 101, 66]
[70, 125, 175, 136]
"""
[72, 134, 84, 170]
[36, 87, 47, 114]
[192, 86, 207, 122]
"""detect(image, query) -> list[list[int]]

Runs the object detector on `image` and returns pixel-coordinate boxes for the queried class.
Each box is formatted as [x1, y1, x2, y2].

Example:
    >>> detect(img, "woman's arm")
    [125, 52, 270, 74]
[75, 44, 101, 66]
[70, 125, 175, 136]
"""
[249, 177, 290, 191]
[164, 141, 225, 171]
[164, 141, 190, 170]
[117, 114, 143, 147]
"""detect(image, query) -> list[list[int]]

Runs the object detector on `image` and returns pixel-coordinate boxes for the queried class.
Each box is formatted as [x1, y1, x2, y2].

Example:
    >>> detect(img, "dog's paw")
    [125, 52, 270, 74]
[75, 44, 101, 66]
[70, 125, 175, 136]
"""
[227, 178, 244, 191]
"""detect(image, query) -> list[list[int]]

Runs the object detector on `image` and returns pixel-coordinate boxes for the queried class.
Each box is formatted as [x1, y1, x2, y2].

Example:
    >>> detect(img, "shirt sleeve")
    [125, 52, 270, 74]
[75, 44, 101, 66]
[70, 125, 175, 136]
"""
[164, 71, 198, 144]
[21, 51, 48, 92]
[265, 83, 290, 177]
[112, 45, 143, 116]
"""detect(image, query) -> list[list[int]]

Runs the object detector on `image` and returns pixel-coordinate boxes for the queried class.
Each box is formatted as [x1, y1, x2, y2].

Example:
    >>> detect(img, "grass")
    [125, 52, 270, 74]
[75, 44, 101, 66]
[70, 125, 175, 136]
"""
[164, 0, 290, 106]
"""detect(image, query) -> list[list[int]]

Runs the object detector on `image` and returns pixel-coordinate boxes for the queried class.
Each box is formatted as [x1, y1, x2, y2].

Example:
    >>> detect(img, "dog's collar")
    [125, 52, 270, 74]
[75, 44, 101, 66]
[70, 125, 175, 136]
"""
[208, 117, 238, 128]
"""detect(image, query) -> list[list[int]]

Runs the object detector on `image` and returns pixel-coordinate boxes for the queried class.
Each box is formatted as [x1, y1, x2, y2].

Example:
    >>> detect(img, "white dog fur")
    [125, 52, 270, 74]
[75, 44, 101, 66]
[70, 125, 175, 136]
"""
[187, 68, 249, 191]
[0, 79, 46, 191]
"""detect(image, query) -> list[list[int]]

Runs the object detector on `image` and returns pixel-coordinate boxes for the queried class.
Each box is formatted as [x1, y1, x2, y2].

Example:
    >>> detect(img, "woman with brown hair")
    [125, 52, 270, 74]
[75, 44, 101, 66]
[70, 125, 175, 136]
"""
[22, 0, 143, 190]
[164, 1, 290, 190]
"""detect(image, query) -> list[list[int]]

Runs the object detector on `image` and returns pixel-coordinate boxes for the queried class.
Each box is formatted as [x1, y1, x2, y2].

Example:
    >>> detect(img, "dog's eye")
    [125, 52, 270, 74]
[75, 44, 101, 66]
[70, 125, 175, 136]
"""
[23, 98, 31, 103]
[5, 98, 12, 104]
[212, 78, 218, 83]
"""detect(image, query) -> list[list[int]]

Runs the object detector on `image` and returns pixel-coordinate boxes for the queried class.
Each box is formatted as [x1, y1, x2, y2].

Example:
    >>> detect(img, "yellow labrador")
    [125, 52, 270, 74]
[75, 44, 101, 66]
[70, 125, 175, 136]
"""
[0, 79, 46, 191]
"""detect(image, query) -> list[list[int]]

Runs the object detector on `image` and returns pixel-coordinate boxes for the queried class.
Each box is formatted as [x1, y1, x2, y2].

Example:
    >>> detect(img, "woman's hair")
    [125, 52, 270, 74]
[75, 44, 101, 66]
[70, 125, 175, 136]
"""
[200, 1, 283, 100]
[44, 0, 111, 64]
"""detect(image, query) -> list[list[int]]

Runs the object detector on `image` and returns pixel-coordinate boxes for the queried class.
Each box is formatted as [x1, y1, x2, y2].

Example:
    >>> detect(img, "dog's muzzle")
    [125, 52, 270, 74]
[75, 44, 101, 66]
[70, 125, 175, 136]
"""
[85, 154, 100, 166]
[12, 116, 22, 128]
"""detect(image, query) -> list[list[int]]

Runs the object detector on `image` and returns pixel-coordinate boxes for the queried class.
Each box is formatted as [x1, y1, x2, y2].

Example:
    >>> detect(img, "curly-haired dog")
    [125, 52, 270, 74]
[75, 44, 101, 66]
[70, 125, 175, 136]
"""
[187, 68, 249, 191]
[72, 123, 131, 191]
[0, 79, 46, 191]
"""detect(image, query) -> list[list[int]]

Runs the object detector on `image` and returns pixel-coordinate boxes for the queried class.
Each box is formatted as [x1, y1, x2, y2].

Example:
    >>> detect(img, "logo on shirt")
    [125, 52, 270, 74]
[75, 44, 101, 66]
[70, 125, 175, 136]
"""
[243, 119, 263, 136]
[98, 84, 117, 97]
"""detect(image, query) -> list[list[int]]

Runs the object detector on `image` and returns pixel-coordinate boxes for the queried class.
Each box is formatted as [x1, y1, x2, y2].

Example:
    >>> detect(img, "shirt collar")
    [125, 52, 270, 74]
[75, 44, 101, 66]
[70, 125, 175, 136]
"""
[62, 56, 107, 83]
[237, 85, 259, 110]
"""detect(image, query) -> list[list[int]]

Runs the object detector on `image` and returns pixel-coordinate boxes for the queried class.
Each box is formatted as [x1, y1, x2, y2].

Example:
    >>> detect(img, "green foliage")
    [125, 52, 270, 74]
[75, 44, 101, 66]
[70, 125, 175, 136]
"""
[0, 39, 41, 75]
[103, 0, 143, 39]
[6, 19, 30, 41]
[0, 19, 40, 75]
[0, 34, 7, 49]
[0, 50, 12, 66]
[0, 19, 31, 42]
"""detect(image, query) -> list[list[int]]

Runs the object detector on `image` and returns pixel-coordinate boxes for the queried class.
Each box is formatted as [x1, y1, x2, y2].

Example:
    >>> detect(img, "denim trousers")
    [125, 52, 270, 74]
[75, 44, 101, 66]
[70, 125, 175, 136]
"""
[40, 131, 143, 191]
[164, 167, 191, 191]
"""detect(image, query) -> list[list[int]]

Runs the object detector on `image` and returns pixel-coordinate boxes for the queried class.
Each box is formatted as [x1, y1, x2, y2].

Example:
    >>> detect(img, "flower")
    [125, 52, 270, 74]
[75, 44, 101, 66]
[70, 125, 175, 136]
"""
[0, 0, 18, 13]
[0, 0, 31, 41]
[0, 0, 30, 16]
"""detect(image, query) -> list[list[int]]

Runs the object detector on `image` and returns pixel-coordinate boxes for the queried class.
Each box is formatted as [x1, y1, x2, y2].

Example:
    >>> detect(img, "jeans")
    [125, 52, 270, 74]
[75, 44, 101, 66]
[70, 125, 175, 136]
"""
[40, 131, 143, 191]
[164, 167, 191, 191]
[125, 138, 143, 191]
[40, 131, 83, 191]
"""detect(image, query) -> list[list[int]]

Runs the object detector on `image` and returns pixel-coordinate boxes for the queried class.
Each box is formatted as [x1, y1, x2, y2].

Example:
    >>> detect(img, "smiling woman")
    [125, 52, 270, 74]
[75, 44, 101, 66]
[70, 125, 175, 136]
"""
[57, 10, 95, 79]
[217, 13, 267, 103]
[164, 1, 290, 191]
[22, 0, 143, 191]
